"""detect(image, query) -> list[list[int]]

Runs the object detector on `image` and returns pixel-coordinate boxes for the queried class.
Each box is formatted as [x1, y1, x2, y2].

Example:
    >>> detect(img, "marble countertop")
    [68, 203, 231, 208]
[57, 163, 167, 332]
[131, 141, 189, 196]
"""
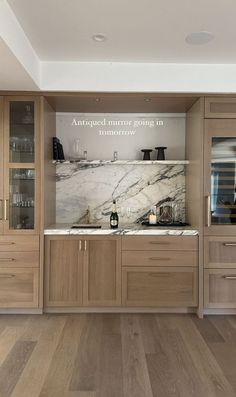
[44, 224, 199, 236]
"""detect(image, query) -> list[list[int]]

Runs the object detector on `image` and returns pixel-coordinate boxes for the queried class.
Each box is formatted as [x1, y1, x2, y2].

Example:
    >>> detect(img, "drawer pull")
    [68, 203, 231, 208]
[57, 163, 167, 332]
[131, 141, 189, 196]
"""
[0, 274, 15, 278]
[3, 200, 8, 221]
[0, 242, 15, 245]
[149, 257, 170, 261]
[149, 241, 170, 245]
[224, 276, 236, 280]
[0, 258, 15, 262]
[223, 243, 236, 247]
[149, 272, 169, 277]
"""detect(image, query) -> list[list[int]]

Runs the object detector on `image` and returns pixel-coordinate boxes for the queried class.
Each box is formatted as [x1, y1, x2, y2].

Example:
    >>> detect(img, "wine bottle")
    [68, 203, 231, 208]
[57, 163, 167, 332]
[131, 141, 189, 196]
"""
[110, 200, 119, 229]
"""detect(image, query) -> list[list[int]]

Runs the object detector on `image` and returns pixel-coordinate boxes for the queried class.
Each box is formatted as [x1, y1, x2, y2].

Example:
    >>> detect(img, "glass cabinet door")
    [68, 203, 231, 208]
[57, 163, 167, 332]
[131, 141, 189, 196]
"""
[211, 138, 236, 225]
[4, 97, 39, 234]
[9, 169, 35, 230]
[205, 119, 236, 234]
[9, 101, 35, 163]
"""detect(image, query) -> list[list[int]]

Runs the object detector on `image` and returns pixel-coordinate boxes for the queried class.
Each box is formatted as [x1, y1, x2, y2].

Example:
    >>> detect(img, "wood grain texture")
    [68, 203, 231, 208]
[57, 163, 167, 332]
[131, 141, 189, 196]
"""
[1, 314, 236, 397]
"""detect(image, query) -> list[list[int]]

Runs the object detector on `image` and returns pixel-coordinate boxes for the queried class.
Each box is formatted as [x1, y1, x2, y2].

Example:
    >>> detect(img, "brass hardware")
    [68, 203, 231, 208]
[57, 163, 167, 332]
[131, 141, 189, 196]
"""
[149, 272, 169, 277]
[206, 196, 211, 227]
[3, 200, 9, 221]
[0, 258, 15, 261]
[84, 240, 87, 251]
[149, 241, 169, 245]
[0, 242, 15, 245]
[149, 257, 170, 261]
[224, 276, 236, 280]
[223, 243, 236, 247]
[0, 200, 3, 220]
[79, 240, 82, 251]
[0, 274, 15, 278]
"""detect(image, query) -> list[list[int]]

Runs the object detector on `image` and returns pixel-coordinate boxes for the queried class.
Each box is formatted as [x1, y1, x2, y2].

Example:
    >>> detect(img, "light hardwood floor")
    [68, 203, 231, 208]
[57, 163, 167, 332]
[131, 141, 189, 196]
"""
[0, 314, 236, 397]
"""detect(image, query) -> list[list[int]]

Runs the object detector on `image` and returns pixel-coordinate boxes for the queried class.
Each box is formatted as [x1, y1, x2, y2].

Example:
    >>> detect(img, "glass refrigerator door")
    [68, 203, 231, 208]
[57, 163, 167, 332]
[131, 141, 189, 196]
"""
[211, 137, 236, 225]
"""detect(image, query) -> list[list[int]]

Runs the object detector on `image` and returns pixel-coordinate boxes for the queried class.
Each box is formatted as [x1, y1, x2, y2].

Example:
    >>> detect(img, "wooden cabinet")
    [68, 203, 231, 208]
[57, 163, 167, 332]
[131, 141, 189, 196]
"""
[204, 237, 236, 308]
[0, 97, 41, 310]
[122, 235, 198, 308]
[204, 237, 236, 269]
[204, 269, 236, 308]
[122, 267, 198, 307]
[83, 237, 121, 306]
[0, 267, 39, 308]
[205, 97, 236, 118]
[44, 237, 83, 307]
[44, 235, 121, 308]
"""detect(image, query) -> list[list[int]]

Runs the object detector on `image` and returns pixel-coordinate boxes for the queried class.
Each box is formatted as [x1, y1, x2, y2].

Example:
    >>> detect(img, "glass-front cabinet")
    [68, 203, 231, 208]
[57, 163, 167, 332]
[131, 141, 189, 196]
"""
[204, 119, 236, 235]
[3, 97, 40, 234]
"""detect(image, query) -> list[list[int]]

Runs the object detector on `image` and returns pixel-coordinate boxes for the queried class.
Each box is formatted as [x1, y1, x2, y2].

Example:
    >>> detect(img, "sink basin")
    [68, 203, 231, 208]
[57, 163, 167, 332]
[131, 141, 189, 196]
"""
[71, 224, 102, 229]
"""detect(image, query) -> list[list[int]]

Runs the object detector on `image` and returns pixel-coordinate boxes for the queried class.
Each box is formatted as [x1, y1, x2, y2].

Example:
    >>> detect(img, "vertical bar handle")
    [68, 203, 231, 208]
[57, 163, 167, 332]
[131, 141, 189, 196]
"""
[0, 200, 3, 220]
[205, 196, 211, 227]
[84, 240, 87, 251]
[3, 200, 9, 221]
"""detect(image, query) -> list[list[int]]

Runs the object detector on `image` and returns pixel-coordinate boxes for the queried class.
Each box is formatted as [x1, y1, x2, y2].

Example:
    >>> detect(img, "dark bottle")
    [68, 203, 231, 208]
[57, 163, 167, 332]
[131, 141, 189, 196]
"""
[110, 200, 119, 229]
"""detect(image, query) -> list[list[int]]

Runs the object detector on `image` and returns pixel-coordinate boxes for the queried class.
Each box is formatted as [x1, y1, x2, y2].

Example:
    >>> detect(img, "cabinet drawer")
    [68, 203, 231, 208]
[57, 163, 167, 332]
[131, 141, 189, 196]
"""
[0, 268, 39, 308]
[205, 97, 236, 118]
[0, 236, 39, 251]
[122, 236, 198, 251]
[0, 251, 39, 268]
[122, 250, 198, 267]
[204, 237, 236, 268]
[204, 269, 236, 308]
[122, 267, 198, 307]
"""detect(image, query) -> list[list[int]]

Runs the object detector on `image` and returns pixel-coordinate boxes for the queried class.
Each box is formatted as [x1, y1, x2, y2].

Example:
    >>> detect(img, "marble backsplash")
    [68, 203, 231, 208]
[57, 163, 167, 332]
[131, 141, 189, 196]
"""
[56, 163, 186, 224]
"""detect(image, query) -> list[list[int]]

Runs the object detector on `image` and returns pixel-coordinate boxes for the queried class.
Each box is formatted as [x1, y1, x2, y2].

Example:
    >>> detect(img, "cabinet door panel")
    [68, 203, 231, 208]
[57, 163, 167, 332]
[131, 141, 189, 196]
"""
[205, 97, 236, 118]
[0, 267, 38, 308]
[45, 238, 82, 307]
[204, 237, 236, 268]
[122, 267, 198, 307]
[83, 238, 121, 306]
[0, 98, 3, 234]
[204, 269, 236, 308]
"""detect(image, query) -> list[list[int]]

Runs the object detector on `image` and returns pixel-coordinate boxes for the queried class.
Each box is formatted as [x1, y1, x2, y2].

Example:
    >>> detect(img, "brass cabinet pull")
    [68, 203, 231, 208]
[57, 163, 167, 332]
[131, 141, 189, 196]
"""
[0, 200, 3, 220]
[205, 196, 211, 227]
[3, 200, 8, 221]
[224, 276, 236, 280]
[223, 243, 236, 247]
[0, 274, 15, 278]
[149, 272, 169, 277]
[79, 240, 82, 251]
[0, 242, 15, 245]
[84, 240, 87, 251]
[0, 257, 15, 261]
[149, 257, 170, 261]
[149, 241, 169, 245]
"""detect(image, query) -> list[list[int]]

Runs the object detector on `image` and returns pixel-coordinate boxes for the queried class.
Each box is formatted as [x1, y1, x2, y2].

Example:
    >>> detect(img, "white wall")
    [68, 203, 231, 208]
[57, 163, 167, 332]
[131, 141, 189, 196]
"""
[56, 113, 186, 161]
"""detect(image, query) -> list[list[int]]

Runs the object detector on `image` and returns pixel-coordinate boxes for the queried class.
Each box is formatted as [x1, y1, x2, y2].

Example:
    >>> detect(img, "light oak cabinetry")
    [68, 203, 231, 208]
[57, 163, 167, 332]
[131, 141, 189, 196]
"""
[204, 108, 236, 311]
[44, 235, 121, 308]
[0, 97, 41, 309]
[122, 236, 198, 308]
[45, 237, 83, 307]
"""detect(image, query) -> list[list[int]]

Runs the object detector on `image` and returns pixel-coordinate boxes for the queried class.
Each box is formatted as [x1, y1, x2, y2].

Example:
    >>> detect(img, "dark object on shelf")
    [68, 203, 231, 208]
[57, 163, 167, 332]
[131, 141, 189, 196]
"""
[53, 137, 65, 161]
[141, 149, 153, 160]
[141, 221, 189, 227]
[71, 224, 102, 229]
[155, 146, 167, 160]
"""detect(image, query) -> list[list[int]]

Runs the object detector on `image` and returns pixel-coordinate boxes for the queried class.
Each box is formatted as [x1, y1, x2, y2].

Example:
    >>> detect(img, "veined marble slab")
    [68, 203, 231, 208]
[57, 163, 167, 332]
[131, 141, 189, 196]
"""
[56, 163, 186, 224]
[44, 225, 198, 236]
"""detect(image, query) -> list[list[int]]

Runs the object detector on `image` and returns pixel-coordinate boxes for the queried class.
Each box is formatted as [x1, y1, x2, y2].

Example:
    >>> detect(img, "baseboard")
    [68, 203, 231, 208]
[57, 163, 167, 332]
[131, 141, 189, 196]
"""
[204, 308, 236, 315]
[44, 307, 197, 314]
[0, 308, 43, 315]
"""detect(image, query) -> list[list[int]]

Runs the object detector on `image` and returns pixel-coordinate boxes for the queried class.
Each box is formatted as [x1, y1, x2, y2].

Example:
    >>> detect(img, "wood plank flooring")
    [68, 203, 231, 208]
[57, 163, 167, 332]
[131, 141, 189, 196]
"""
[0, 314, 236, 397]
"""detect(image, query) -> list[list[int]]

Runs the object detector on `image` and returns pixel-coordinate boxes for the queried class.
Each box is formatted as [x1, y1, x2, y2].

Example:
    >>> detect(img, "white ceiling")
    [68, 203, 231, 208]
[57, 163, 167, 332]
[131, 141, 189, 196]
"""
[0, 38, 38, 90]
[6, 0, 236, 63]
